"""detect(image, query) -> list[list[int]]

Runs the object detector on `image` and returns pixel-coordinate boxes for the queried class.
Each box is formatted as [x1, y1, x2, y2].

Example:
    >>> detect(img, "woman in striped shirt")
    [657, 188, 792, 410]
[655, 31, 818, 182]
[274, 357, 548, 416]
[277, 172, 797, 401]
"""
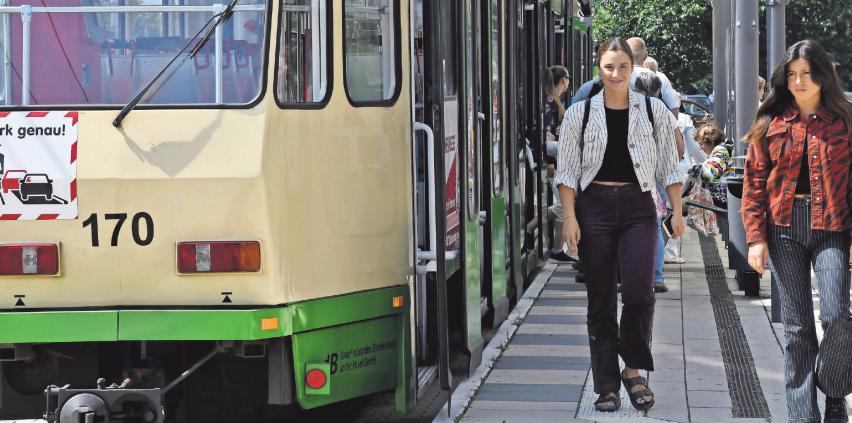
[554, 37, 684, 412]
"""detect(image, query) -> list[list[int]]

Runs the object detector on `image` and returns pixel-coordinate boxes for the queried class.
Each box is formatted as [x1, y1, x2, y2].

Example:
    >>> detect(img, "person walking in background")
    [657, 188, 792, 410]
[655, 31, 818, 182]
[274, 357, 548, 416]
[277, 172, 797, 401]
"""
[643, 57, 658, 73]
[572, 37, 680, 117]
[633, 71, 677, 290]
[696, 123, 732, 209]
[556, 37, 684, 412]
[543, 65, 575, 262]
[742, 39, 852, 423]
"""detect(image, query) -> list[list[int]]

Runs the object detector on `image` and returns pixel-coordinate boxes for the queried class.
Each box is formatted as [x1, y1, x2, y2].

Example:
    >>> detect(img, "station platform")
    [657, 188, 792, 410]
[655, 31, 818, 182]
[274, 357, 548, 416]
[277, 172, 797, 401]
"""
[435, 232, 852, 423]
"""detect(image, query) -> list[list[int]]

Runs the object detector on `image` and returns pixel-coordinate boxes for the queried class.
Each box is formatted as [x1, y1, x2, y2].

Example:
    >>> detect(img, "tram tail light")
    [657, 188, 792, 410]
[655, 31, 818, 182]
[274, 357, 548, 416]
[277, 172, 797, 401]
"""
[0, 243, 58, 275]
[177, 241, 260, 273]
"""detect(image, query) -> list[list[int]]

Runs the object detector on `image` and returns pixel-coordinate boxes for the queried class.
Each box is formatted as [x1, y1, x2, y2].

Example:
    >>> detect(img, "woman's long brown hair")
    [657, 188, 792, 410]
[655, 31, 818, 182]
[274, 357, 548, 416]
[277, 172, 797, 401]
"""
[544, 65, 569, 122]
[744, 39, 852, 145]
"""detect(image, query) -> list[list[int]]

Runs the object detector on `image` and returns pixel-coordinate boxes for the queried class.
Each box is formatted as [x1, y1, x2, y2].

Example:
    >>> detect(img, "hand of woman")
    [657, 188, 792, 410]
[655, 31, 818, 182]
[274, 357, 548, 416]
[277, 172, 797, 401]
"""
[563, 215, 581, 254]
[747, 242, 769, 275]
[670, 213, 685, 239]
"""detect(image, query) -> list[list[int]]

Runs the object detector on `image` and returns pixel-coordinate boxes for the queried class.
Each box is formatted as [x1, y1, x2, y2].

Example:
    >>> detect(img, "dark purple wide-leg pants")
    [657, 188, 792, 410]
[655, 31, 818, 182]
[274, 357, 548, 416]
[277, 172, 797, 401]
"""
[576, 183, 658, 395]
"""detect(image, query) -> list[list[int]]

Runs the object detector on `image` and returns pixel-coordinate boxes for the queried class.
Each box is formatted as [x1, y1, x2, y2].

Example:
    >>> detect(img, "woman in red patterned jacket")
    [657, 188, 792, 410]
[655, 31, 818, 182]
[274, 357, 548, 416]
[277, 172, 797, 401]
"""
[742, 39, 852, 423]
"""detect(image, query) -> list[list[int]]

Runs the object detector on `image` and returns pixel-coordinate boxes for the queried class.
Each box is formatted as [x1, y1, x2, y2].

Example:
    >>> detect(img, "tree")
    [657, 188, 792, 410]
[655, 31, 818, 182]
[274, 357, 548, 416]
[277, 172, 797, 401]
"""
[592, 0, 714, 94]
[783, 0, 852, 88]
[591, 0, 852, 94]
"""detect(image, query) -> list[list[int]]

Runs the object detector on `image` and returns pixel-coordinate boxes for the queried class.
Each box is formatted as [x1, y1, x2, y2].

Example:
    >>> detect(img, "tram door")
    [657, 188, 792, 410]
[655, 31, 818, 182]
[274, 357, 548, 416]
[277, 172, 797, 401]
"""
[411, 0, 462, 395]
[474, 0, 510, 329]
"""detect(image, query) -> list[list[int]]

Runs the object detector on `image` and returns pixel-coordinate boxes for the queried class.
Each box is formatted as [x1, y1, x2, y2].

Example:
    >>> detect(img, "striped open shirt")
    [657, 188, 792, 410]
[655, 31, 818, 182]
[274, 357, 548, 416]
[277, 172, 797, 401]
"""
[554, 90, 684, 193]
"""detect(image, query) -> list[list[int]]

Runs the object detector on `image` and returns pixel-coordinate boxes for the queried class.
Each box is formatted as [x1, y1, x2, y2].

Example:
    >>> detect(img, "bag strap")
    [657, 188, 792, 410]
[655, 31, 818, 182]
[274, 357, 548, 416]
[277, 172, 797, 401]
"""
[580, 98, 592, 170]
[645, 95, 655, 129]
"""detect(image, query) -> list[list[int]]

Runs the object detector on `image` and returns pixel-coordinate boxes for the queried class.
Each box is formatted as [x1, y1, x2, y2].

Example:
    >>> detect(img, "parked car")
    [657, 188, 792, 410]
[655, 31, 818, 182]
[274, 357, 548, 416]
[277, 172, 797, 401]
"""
[1, 169, 27, 193]
[683, 94, 713, 111]
[19, 173, 53, 201]
[681, 96, 714, 128]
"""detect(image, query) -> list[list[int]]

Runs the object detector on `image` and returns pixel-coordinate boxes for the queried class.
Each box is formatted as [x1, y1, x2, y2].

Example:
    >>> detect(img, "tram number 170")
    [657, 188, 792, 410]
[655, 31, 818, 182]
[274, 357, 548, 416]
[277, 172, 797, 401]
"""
[81, 212, 154, 247]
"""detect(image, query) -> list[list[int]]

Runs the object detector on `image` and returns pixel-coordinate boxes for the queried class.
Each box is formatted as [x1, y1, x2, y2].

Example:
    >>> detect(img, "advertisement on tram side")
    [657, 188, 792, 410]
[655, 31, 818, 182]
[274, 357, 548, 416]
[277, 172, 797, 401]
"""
[0, 111, 78, 220]
[444, 99, 460, 250]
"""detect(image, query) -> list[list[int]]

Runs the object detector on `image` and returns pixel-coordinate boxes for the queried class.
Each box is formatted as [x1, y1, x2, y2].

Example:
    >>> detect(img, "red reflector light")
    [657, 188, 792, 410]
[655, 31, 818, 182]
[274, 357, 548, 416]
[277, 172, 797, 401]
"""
[0, 244, 58, 275]
[177, 241, 260, 273]
[305, 368, 327, 389]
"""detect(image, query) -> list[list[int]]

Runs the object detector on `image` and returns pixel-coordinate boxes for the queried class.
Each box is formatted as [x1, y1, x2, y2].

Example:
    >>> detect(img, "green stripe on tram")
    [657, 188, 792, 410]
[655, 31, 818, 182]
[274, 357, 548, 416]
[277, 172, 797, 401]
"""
[0, 285, 410, 342]
[0, 310, 118, 343]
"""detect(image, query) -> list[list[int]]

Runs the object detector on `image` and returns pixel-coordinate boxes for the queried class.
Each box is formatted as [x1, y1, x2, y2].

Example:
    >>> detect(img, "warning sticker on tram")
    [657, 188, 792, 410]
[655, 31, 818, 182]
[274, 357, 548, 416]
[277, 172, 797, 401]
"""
[0, 111, 78, 220]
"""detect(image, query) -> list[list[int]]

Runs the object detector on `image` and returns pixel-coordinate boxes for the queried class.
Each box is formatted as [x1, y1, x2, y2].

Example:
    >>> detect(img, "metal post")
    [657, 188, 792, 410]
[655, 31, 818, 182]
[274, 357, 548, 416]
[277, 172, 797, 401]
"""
[766, 0, 786, 322]
[20, 4, 31, 105]
[2, 1, 11, 105]
[766, 0, 787, 86]
[728, 0, 760, 296]
[712, 0, 731, 126]
[214, 3, 223, 104]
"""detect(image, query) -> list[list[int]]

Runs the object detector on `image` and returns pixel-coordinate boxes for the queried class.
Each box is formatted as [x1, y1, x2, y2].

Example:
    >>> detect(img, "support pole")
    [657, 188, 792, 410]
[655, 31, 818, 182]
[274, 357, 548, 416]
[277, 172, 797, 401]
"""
[728, 0, 761, 297]
[766, 0, 787, 76]
[712, 0, 731, 128]
[766, 0, 787, 322]
[20, 4, 30, 106]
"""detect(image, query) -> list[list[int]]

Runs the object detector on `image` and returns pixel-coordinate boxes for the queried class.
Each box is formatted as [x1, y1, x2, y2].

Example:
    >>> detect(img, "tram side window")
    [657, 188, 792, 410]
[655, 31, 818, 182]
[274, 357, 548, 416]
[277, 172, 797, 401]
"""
[343, 0, 398, 104]
[276, 0, 329, 105]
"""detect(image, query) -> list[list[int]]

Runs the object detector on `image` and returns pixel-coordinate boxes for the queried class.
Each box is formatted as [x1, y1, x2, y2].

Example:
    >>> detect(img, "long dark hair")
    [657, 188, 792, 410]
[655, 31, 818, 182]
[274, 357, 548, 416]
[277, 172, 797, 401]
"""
[544, 65, 569, 122]
[745, 39, 852, 145]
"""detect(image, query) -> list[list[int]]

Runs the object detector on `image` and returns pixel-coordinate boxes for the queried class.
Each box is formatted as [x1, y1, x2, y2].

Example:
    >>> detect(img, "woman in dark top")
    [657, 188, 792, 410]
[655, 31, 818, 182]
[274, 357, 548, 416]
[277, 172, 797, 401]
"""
[742, 39, 852, 423]
[555, 37, 684, 412]
[543, 65, 572, 261]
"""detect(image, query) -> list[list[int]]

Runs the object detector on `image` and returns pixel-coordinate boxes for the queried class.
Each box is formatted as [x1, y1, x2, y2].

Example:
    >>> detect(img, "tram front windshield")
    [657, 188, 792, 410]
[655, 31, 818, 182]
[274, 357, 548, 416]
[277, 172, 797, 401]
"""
[0, 0, 268, 107]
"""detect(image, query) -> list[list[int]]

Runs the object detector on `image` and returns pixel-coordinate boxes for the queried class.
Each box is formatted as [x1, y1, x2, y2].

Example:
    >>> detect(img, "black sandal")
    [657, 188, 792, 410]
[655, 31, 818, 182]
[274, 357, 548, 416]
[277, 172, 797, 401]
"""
[621, 371, 655, 411]
[594, 392, 621, 412]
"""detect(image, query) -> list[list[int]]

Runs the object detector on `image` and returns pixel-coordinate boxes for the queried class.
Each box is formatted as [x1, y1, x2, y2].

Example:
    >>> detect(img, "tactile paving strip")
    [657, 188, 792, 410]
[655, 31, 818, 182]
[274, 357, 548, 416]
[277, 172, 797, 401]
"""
[698, 234, 771, 419]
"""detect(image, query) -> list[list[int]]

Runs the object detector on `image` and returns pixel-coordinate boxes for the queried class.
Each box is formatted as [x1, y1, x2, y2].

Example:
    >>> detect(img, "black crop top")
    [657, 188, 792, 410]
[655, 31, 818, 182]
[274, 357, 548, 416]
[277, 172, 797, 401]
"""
[594, 107, 639, 184]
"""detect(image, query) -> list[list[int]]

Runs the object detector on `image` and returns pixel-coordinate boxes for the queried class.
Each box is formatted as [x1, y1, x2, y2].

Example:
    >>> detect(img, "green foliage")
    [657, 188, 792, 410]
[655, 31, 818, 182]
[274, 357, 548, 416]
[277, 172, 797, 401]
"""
[783, 0, 852, 88]
[592, 0, 714, 94]
[591, 0, 852, 94]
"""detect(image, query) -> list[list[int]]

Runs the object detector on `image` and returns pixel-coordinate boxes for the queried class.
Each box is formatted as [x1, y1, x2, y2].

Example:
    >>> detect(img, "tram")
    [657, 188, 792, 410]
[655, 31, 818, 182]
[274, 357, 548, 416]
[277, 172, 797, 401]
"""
[0, 0, 594, 421]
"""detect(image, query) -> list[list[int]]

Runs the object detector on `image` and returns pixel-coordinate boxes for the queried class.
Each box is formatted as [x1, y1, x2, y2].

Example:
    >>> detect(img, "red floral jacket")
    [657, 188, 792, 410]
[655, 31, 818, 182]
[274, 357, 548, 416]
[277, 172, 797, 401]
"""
[742, 106, 851, 244]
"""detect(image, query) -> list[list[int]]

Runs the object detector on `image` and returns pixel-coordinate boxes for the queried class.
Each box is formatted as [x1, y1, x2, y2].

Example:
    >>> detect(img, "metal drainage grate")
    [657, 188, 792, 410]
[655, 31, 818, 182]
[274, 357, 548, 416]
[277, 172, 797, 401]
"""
[698, 234, 771, 419]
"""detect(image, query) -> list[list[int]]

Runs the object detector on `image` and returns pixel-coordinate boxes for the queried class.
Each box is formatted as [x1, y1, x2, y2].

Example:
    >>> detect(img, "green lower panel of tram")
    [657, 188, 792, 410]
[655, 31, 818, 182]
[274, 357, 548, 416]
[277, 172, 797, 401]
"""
[0, 285, 413, 413]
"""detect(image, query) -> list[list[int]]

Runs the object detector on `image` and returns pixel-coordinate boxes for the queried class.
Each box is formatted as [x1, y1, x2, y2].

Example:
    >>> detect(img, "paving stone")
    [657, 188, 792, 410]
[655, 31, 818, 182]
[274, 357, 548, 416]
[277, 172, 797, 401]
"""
[516, 324, 587, 335]
[494, 356, 590, 371]
[503, 345, 589, 357]
[688, 406, 736, 423]
[467, 400, 579, 411]
[688, 390, 734, 408]
[541, 283, 587, 292]
[522, 314, 586, 325]
[510, 333, 588, 346]
[461, 409, 585, 422]
[486, 369, 588, 385]
[533, 298, 589, 307]
[650, 367, 685, 382]
[473, 383, 583, 402]
[683, 339, 723, 352]
[528, 306, 587, 315]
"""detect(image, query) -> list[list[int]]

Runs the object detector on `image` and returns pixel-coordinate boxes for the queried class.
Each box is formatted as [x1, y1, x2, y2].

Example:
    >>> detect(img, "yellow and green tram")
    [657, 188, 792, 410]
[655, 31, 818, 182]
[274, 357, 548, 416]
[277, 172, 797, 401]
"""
[0, 0, 593, 421]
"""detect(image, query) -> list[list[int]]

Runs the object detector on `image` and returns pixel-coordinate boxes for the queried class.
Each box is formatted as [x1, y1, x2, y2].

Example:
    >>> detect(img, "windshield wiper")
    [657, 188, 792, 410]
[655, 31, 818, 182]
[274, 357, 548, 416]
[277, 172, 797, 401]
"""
[113, 0, 240, 128]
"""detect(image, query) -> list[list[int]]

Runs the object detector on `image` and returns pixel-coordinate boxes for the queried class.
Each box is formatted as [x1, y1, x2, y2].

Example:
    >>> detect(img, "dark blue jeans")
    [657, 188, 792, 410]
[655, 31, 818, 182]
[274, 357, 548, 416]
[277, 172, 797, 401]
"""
[577, 183, 658, 395]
